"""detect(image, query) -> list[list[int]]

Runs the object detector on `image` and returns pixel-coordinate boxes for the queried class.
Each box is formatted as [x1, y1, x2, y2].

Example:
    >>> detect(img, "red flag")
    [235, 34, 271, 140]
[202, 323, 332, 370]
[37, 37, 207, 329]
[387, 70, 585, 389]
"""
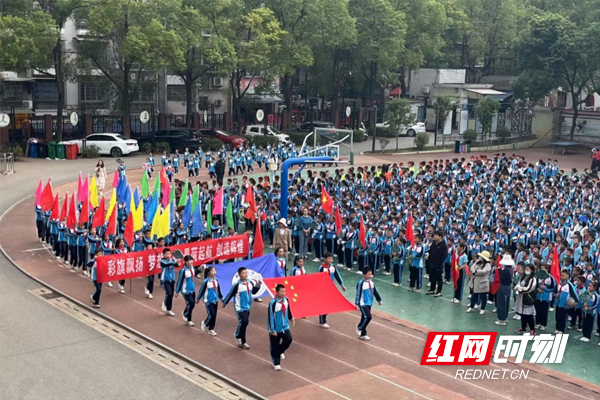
[212, 187, 224, 215]
[321, 186, 333, 216]
[263, 273, 355, 319]
[77, 172, 83, 199]
[67, 193, 78, 230]
[91, 197, 105, 229]
[106, 206, 117, 236]
[34, 179, 43, 206]
[112, 169, 119, 188]
[39, 180, 54, 211]
[253, 219, 264, 258]
[334, 205, 342, 237]
[405, 214, 415, 246]
[359, 215, 366, 249]
[59, 193, 68, 221]
[244, 185, 258, 222]
[124, 212, 134, 248]
[50, 195, 60, 220]
[451, 249, 459, 290]
[550, 245, 560, 283]
[78, 175, 89, 203]
[490, 255, 501, 295]
[79, 190, 89, 224]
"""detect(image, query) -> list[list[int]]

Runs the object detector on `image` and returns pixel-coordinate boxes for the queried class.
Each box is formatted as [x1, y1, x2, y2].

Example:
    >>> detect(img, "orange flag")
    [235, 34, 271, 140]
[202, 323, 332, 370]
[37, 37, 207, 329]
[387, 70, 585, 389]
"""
[244, 185, 258, 222]
[106, 205, 117, 236]
[80, 191, 89, 224]
[67, 193, 78, 230]
[550, 245, 560, 283]
[334, 205, 342, 237]
[405, 214, 415, 246]
[50, 195, 60, 220]
[321, 186, 333, 215]
[59, 193, 68, 221]
[253, 219, 264, 258]
[91, 197, 105, 229]
[359, 215, 366, 249]
[124, 212, 134, 248]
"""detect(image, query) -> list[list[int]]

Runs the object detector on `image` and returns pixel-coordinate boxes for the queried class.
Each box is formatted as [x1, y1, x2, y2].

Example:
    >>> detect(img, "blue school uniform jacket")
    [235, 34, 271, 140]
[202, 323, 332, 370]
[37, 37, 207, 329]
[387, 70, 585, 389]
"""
[536, 276, 556, 302]
[411, 244, 425, 268]
[160, 257, 176, 282]
[319, 264, 344, 286]
[175, 266, 196, 294]
[268, 297, 293, 333]
[356, 279, 382, 306]
[223, 280, 261, 312]
[88, 258, 98, 281]
[197, 278, 223, 304]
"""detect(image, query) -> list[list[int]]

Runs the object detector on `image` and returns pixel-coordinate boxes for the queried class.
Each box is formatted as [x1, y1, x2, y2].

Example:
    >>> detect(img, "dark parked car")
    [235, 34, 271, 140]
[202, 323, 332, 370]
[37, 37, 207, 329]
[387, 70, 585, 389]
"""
[296, 121, 336, 133]
[137, 128, 203, 152]
[198, 128, 247, 150]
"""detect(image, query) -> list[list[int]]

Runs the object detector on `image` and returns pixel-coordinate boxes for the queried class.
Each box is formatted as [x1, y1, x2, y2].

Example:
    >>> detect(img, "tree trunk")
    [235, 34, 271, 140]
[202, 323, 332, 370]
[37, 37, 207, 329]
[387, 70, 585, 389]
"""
[569, 93, 579, 141]
[231, 70, 243, 135]
[185, 67, 194, 128]
[281, 74, 293, 131]
[53, 39, 64, 142]
[399, 66, 407, 98]
[122, 64, 131, 138]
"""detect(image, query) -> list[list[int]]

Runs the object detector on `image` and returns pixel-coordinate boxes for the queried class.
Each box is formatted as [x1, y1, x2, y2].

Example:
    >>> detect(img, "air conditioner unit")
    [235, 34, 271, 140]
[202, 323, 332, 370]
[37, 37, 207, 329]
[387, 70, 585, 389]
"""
[212, 77, 223, 87]
[422, 86, 431, 94]
[22, 100, 33, 110]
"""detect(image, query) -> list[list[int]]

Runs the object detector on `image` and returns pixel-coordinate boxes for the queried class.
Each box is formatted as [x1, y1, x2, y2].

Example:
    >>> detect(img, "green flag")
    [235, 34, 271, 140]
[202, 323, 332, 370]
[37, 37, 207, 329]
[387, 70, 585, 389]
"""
[191, 184, 199, 212]
[141, 171, 149, 198]
[178, 180, 188, 207]
[225, 200, 234, 231]
[153, 173, 160, 196]
[206, 201, 212, 233]
[169, 183, 175, 204]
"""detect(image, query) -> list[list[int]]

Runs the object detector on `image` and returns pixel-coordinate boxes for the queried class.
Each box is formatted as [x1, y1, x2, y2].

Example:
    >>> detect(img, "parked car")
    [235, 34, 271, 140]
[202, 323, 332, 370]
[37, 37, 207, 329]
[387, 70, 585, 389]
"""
[375, 121, 426, 137]
[197, 128, 247, 150]
[63, 133, 139, 157]
[295, 121, 336, 133]
[136, 128, 203, 153]
[244, 125, 290, 143]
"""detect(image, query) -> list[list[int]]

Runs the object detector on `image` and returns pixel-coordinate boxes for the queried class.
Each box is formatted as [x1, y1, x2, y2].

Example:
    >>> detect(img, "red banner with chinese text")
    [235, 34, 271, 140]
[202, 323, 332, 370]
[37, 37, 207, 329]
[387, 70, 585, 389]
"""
[95, 235, 249, 283]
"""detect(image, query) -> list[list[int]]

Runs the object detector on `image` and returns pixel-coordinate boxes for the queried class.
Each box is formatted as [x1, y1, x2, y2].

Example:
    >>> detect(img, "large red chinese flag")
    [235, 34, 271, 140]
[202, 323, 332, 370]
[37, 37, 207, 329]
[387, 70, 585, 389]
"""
[359, 215, 366, 249]
[550, 245, 560, 283]
[106, 206, 117, 236]
[263, 273, 355, 319]
[59, 193, 68, 221]
[244, 185, 257, 222]
[50, 195, 60, 220]
[334, 205, 342, 236]
[67, 193, 78, 230]
[79, 190, 89, 224]
[253, 219, 264, 258]
[451, 249, 459, 290]
[91, 197, 105, 229]
[39, 180, 54, 211]
[489, 255, 501, 295]
[124, 212, 134, 248]
[321, 186, 333, 216]
[405, 214, 415, 246]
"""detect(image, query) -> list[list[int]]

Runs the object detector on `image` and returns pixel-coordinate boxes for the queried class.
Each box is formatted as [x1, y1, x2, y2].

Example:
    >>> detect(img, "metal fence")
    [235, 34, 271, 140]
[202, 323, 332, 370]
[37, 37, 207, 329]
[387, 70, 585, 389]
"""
[7, 116, 46, 143]
[131, 114, 157, 138]
[92, 115, 124, 134]
[165, 114, 187, 128]
[0, 153, 15, 175]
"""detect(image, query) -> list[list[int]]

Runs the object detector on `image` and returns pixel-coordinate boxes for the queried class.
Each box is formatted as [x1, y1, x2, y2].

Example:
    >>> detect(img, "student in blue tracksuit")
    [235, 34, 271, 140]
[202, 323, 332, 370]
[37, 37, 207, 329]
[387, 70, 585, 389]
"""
[268, 284, 295, 371]
[311, 215, 325, 262]
[318, 253, 346, 328]
[534, 264, 555, 330]
[49, 216, 59, 255]
[89, 249, 103, 308]
[87, 227, 100, 264]
[67, 227, 78, 269]
[555, 270, 577, 333]
[367, 230, 382, 275]
[160, 248, 179, 316]
[581, 280, 598, 342]
[223, 267, 262, 349]
[196, 266, 223, 336]
[76, 223, 88, 270]
[392, 236, 406, 286]
[381, 230, 394, 275]
[57, 219, 68, 262]
[290, 256, 306, 276]
[355, 267, 382, 340]
[175, 255, 196, 326]
[173, 150, 180, 174]
[35, 205, 44, 240]
[343, 223, 358, 271]
[454, 244, 469, 302]
[409, 234, 425, 291]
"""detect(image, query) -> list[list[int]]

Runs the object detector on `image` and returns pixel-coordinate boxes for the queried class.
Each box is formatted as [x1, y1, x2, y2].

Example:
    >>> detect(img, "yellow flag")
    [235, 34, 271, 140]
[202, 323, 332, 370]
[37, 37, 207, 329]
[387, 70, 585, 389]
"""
[158, 205, 171, 238]
[133, 201, 144, 231]
[89, 176, 99, 208]
[106, 191, 117, 221]
[151, 207, 162, 237]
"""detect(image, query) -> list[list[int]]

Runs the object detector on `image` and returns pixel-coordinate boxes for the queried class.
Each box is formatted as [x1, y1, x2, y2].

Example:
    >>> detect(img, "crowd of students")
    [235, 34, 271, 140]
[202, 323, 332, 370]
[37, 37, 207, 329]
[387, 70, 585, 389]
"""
[35, 151, 600, 373]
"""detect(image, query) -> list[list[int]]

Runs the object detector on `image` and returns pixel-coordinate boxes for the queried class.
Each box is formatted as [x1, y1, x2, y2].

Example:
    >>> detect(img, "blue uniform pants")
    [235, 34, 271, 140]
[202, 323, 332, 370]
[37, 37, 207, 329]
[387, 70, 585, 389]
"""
[357, 305, 372, 336]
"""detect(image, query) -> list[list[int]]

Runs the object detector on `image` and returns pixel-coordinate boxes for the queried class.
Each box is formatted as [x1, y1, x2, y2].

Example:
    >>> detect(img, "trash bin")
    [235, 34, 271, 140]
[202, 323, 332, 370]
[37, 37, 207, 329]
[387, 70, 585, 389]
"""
[29, 142, 38, 158]
[454, 140, 461, 153]
[65, 144, 78, 160]
[56, 143, 66, 159]
[48, 142, 57, 159]
[463, 140, 471, 153]
[37, 143, 48, 159]
[454, 140, 472, 154]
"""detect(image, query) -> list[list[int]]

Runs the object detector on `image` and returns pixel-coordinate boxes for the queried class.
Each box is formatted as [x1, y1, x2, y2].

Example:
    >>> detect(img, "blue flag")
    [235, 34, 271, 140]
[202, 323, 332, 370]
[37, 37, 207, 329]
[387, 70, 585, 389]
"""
[190, 202, 205, 237]
[210, 254, 283, 299]
[123, 185, 132, 215]
[117, 175, 128, 202]
[169, 198, 175, 227]
[146, 194, 158, 223]
[133, 187, 140, 208]
[182, 198, 192, 228]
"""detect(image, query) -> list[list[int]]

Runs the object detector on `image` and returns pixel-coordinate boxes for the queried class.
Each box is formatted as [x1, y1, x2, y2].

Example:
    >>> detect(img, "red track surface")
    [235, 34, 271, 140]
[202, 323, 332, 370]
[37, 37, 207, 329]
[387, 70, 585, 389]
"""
[2, 160, 600, 400]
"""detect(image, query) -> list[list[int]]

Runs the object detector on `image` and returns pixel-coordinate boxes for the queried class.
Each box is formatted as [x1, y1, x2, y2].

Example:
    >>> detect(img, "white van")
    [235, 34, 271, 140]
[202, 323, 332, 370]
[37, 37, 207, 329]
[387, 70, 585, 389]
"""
[244, 125, 290, 143]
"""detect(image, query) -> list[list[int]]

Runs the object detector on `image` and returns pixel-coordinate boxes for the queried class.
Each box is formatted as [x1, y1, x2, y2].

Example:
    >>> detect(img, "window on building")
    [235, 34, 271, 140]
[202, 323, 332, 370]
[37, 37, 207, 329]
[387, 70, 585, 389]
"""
[197, 96, 209, 110]
[167, 85, 186, 102]
[1, 84, 23, 102]
[138, 87, 154, 102]
[80, 82, 101, 102]
[34, 81, 58, 108]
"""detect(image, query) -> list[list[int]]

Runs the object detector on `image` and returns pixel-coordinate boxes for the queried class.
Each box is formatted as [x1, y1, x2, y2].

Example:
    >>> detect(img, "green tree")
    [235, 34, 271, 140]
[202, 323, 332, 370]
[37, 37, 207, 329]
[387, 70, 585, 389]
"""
[385, 98, 415, 151]
[433, 95, 453, 145]
[514, 12, 600, 139]
[474, 96, 500, 139]
[78, 0, 184, 136]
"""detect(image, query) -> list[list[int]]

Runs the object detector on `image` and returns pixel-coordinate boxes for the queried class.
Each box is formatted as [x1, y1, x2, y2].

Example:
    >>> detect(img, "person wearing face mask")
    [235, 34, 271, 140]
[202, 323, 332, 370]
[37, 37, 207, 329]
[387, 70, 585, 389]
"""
[514, 264, 538, 335]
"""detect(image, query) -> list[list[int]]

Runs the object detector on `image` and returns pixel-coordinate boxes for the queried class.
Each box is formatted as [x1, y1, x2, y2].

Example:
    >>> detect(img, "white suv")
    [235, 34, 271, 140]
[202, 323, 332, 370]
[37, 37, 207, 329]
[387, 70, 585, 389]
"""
[244, 125, 290, 143]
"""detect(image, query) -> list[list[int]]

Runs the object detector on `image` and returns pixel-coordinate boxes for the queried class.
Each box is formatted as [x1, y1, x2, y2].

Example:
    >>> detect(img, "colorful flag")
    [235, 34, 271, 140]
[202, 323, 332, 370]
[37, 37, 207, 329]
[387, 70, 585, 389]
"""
[150, 205, 162, 238]
[182, 200, 192, 229]
[153, 172, 161, 196]
[112, 169, 119, 189]
[190, 202, 205, 237]
[359, 215, 366, 249]
[67, 193, 78, 230]
[80, 189, 89, 224]
[50, 195, 60, 220]
[206, 201, 212, 231]
[159, 205, 171, 238]
[123, 185, 132, 215]
[77, 172, 83, 200]
[133, 200, 144, 232]
[321, 186, 333, 216]
[244, 185, 257, 222]
[34, 179, 43, 206]
[106, 206, 117, 236]
[39, 180, 54, 211]
[550, 245, 560, 284]
[263, 272, 356, 318]
[253, 217, 264, 258]
[451, 249, 459, 290]
[59, 192, 68, 221]
[78, 175, 89, 204]
[146, 194, 158, 223]
[133, 187, 140, 208]
[405, 214, 415, 246]
[334, 205, 342, 236]
[140, 170, 150, 198]
[124, 212, 134, 248]
[162, 181, 171, 208]
[212, 187, 224, 215]
[178, 180, 189, 207]
[89, 176, 99, 208]
[106, 190, 117, 221]
[91, 197, 105, 229]
[212, 254, 283, 298]
[191, 184, 199, 212]
[225, 200, 235, 231]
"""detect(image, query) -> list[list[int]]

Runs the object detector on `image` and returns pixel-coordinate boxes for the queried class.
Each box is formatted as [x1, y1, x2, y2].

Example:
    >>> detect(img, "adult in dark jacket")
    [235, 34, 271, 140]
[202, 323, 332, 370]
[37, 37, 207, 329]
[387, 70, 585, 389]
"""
[495, 254, 515, 326]
[215, 157, 225, 185]
[427, 230, 448, 296]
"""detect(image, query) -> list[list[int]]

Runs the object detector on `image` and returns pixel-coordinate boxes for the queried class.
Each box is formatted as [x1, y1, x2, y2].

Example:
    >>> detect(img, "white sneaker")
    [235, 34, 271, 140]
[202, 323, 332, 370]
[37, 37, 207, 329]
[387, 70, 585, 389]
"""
[513, 314, 521, 320]
[280, 353, 285, 360]
[73, 267, 79, 272]
[479, 310, 486, 315]
[321, 323, 330, 329]
[167, 311, 175, 316]
[433, 293, 442, 297]
[415, 289, 422, 293]
[148, 293, 153, 299]
[208, 330, 217, 336]
[356, 327, 361, 337]
[84, 271, 89, 277]
[554, 330, 563, 334]
[355, 270, 362, 274]
[495, 320, 507, 326]
[57, 256, 61, 260]
[424, 274, 429, 279]
[182, 312, 187, 322]
[186, 321, 195, 326]
[535, 324, 541, 329]
[474, 304, 480, 309]
[201, 321, 207, 332]
[466, 308, 473, 313]
[119, 285, 125, 294]
[467, 294, 472, 299]
[359, 335, 371, 341]
[392, 283, 400, 287]
[107, 282, 113, 287]
[580, 337, 590, 342]
[492, 308, 497, 313]
[312, 258, 320, 262]
[93, 303, 101, 309]
[453, 299, 460, 304]
[144, 288, 149, 296]
[294, 253, 299, 256]
[235, 335, 242, 346]
[549, 307, 554, 312]
[273, 364, 281, 371]
[540, 326, 546, 331]
[254, 298, 263, 303]
[242, 343, 250, 349]
[595, 332, 600, 337]
[487, 300, 493, 305]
